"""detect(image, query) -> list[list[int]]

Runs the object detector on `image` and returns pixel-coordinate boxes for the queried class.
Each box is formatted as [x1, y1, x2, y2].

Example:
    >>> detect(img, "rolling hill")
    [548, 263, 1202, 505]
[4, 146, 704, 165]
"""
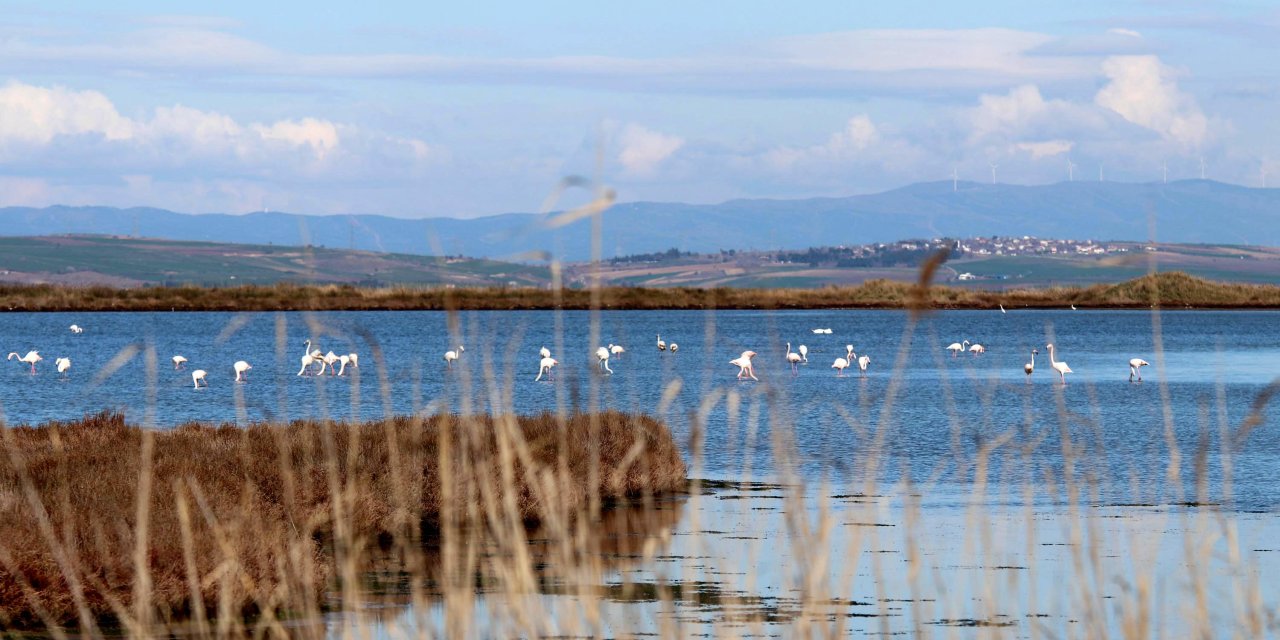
[2, 180, 1278, 261]
[0, 236, 550, 288]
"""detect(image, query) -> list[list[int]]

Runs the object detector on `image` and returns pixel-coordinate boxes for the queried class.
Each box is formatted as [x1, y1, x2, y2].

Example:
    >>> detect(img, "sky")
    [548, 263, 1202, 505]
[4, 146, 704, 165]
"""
[1, 1, 1278, 218]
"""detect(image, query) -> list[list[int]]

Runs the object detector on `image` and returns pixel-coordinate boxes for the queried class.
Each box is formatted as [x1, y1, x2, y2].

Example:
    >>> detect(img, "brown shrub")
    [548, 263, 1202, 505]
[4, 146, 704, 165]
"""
[0, 410, 685, 629]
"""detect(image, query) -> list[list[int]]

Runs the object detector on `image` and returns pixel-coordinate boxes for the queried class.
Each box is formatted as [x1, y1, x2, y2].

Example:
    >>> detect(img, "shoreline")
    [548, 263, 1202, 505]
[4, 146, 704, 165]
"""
[0, 272, 1277, 312]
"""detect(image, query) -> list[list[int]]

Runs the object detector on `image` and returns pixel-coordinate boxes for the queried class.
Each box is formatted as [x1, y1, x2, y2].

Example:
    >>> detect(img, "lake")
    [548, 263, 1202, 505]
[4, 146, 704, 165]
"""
[3, 309, 1278, 636]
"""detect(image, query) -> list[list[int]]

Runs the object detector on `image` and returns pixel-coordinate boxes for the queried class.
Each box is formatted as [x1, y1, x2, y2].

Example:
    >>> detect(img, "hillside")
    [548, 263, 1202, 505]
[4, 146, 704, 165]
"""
[0, 236, 549, 288]
[2, 180, 1278, 261]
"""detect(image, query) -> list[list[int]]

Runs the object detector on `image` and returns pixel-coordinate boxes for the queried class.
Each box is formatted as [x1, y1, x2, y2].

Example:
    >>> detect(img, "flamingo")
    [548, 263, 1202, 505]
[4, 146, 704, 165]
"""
[536, 356, 557, 381]
[785, 342, 802, 373]
[55, 357, 71, 376]
[946, 340, 969, 357]
[857, 355, 871, 376]
[999, 304, 1006, 314]
[336, 355, 351, 376]
[1129, 358, 1149, 382]
[172, 355, 188, 370]
[444, 345, 464, 367]
[233, 360, 252, 382]
[192, 369, 207, 389]
[832, 357, 849, 377]
[1024, 349, 1038, 378]
[968, 343, 986, 355]
[731, 351, 758, 381]
[798, 344, 808, 363]
[539, 346, 552, 358]
[657, 335, 667, 351]
[347, 353, 358, 368]
[322, 351, 340, 375]
[845, 344, 855, 362]
[1045, 344, 1072, 384]
[609, 344, 626, 359]
[69, 324, 83, 334]
[8, 351, 41, 374]
[669, 343, 679, 353]
[298, 352, 317, 376]
[596, 346, 613, 374]
[1070, 304, 1077, 311]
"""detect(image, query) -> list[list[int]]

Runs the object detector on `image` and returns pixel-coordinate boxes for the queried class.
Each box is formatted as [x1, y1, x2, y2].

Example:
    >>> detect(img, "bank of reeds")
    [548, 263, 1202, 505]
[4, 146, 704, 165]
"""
[0, 410, 686, 629]
[0, 271, 1276, 312]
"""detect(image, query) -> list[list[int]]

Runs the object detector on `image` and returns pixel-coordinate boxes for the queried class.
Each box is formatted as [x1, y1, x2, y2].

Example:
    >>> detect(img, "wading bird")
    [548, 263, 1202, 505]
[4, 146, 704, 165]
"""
[798, 344, 808, 363]
[657, 335, 666, 351]
[444, 346, 464, 367]
[172, 355, 187, 370]
[845, 345, 855, 362]
[858, 355, 871, 376]
[1129, 358, 1149, 382]
[322, 351, 340, 375]
[540, 346, 552, 358]
[669, 343, 679, 353]
[69, 324, 83, 334]
[55, 357, 71, 376]
[610, 344, 625, 359]
[8, 350, 41, 374]
[1046, 344, 1072, 384]
[946, 340, 969, 357]
[1024, 349, 1038, 378]
[233, 360, 252, 382]
[731, 351, 758, 381]
[596, 346, 613, 374]
[536, 356, 557, 381]
[968, 343, 986, 355]
[785, 342, 802, 373]
[192, 369, 207, 389]
[832, 357, 849, 376]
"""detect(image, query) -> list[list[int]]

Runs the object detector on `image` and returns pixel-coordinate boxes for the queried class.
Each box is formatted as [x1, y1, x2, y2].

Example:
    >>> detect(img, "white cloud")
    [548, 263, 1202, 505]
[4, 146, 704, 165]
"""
[0, 82, 133, 145]
[1014, 140, 1074, 159]
[1094, 55, 1208, 148]
[252, 118, 339, 160]
[616, 123, 684, 176]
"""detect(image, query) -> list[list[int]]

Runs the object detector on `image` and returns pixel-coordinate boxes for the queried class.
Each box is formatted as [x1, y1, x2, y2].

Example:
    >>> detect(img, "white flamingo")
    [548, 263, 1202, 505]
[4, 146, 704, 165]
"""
[999, 304, 1006, 314]
[609, 344, 626, 359]
[540, 346, 552, 358]
[832, 357, 849, 377]
[172, 355, 188, 370]
[536, 356, 557, 381]
[444, 345, 464, 367]
[1129, 358, 1149, 382]
[657, 335, 667, 351]
[845, 344, 855, 362]
[857, 355, 871, 376]
[596, 346, 613, 374]
[1046, 344, 1072, 384]
[233, 360, 252, 382]
[798, 344, 808, 363]
[731, 351, 758, 381]
[785, 342, 802, 373]
[298, 352, 317, 376]
[669, 343, 679, 353]
[1024, 349, 1038, 378]
[968, 343, 986, 355]
[8, 350, 41, 374]
[946, 340, 969, 357]
[347, 353, 359, 368]
[69, 324, 83, 334]
[336, 355, 352, 376]
[192, 369, 207, 389]
[322, 351, 340, 375]
[55, 357, 71, 376]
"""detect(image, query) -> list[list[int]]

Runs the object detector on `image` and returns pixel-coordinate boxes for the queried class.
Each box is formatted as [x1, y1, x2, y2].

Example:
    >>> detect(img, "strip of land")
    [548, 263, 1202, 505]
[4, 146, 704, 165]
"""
[0, 411, 686, 629]
[0, 272, 1277, 311]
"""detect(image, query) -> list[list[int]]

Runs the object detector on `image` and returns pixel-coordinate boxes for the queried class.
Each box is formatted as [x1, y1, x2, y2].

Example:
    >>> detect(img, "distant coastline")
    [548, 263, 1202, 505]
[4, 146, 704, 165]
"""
[0, 272, 1276, 312]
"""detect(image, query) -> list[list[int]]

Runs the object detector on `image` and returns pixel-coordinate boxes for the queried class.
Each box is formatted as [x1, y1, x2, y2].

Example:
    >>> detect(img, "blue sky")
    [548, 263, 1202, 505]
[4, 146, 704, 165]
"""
[1, 1, 1278, 217]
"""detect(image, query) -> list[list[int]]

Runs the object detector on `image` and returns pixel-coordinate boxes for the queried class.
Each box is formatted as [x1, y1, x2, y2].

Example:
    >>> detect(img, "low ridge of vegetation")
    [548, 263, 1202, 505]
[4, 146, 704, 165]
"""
[0, 411, 686, 629]
[0, 271, 1275, 311]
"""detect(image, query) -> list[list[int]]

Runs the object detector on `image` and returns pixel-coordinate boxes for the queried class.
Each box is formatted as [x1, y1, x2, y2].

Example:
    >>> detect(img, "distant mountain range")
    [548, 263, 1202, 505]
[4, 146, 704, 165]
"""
[2, 180, 1276, 261]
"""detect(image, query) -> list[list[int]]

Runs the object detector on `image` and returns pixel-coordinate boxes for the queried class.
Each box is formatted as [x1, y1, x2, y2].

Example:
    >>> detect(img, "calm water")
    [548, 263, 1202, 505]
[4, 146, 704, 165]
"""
[2, 309, 1277, 509]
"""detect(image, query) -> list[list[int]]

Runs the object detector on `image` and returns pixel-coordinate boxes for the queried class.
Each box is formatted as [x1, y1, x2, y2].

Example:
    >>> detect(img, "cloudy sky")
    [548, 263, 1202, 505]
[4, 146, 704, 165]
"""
[1, 1, 1278, 217]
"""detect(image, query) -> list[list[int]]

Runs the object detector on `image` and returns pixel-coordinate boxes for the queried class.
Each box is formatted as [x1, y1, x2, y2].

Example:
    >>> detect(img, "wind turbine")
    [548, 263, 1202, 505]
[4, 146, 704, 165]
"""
[1067, 158, 1076, 182]
[989, 162, 998, 184]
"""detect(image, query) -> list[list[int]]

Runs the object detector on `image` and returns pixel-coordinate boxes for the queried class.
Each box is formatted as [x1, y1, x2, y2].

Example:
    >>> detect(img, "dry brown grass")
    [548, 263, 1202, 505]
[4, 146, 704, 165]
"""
[0, 271, 1277, 311]
[0, 410, 686, 629]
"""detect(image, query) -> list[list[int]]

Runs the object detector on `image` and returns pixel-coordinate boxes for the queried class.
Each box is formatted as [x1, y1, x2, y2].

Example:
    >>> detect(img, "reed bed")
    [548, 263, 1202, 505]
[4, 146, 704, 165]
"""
[0, 271, 1277, 312]
[0, 410, 686, 630]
